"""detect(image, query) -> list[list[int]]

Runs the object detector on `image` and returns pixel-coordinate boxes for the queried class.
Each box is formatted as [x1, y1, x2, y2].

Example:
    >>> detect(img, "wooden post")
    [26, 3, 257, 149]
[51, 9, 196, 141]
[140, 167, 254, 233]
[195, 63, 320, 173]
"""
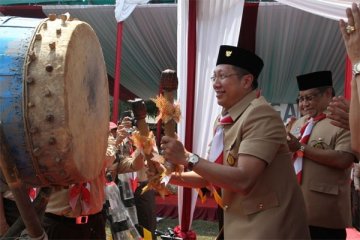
[159, 69, 178, 139]
[159, 69, 179, 173]
[3, 187, 52, 238]
[0, 124, 46, 239]
[131, 99, 150, 138]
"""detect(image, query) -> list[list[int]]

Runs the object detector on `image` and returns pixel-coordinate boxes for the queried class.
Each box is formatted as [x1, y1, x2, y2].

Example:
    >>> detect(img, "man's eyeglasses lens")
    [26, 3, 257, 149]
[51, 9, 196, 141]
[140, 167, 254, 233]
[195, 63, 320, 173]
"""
[297, 92, 322, 102]
[210, 73, 239, 82]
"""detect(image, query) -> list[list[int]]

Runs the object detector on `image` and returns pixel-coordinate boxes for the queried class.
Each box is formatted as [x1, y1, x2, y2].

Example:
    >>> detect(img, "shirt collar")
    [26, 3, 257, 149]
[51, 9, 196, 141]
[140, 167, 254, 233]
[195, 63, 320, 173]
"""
[222, 90, 257, 122]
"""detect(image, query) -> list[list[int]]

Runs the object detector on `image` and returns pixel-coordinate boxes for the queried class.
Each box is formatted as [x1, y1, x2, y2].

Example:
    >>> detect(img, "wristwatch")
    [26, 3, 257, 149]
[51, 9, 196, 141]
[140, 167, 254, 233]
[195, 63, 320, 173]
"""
[299, 145, 305, 152]
[353, 62, 360, 76]
[187, 153, 200, 171]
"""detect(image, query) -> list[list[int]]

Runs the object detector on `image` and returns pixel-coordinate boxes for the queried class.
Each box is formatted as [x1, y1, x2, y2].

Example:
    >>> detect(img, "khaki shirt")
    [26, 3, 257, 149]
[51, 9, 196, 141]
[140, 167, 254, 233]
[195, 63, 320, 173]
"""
[46, 135, 135, 217]
[290, 114, 352, 228]
[221, 91, 310, 239]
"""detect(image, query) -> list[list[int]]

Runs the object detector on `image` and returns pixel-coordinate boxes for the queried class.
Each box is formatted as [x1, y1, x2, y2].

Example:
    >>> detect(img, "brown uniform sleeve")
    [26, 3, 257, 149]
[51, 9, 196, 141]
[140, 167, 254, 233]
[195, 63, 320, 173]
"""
[334, 127, 353, 154]
[239, 104, 287, 164]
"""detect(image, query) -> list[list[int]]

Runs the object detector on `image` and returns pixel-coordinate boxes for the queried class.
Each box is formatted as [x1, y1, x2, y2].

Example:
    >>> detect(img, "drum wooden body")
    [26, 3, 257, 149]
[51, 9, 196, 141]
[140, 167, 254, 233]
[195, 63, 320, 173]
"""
[0, 16, 109, 186]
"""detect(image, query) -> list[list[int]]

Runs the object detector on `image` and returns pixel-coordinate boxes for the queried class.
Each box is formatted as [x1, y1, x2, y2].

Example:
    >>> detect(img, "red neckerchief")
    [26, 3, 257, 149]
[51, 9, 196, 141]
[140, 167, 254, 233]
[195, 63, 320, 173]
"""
[69, 182, 91, 214]
[293, 113, 326, 184]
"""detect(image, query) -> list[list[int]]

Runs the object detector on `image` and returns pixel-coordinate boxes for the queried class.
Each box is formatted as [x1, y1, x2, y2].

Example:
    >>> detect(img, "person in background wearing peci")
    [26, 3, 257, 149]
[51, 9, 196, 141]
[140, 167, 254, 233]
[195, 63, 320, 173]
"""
[160, 45, 310, 239]
[287, 71, 355, 239]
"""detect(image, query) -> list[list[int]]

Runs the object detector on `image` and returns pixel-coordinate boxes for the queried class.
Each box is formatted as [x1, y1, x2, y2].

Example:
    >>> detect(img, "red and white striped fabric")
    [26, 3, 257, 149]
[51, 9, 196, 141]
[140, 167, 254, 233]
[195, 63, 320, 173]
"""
[208, 113, 234, 165]
[206, 113, 234, 210]
[293, 113, 326, 184]
[69, 182, 91, 214]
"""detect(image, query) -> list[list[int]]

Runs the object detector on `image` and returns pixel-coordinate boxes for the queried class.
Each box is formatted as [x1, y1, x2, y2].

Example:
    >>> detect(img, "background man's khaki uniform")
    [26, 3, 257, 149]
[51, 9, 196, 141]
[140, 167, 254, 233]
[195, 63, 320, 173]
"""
[290, 114, 352, 229]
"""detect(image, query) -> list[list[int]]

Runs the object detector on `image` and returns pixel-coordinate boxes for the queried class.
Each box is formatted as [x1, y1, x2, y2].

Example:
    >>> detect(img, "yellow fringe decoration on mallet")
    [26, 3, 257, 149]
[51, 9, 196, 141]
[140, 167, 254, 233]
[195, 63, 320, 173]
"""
[131, 131, 156, 155]
[131, 131, 173, 198]
[151, 94, 181, 124]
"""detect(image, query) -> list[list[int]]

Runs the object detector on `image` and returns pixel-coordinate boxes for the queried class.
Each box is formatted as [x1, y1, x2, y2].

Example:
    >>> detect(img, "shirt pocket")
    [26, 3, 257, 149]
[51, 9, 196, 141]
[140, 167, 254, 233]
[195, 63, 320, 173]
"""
[241, 191, 279, 215]
[309, 181, 339, 195]
[309, 136, 332, 150]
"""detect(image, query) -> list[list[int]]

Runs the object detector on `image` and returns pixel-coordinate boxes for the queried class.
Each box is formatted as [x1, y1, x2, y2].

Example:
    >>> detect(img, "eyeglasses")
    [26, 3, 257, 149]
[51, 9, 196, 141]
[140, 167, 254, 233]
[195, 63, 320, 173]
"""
[297, 92, 322, 103]
[210, 73, 240, 82]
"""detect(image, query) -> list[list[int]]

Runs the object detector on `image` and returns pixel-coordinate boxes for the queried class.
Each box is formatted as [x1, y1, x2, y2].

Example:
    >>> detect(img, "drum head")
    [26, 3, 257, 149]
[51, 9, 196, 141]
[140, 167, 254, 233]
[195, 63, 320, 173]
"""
[24, 16, 109, 186]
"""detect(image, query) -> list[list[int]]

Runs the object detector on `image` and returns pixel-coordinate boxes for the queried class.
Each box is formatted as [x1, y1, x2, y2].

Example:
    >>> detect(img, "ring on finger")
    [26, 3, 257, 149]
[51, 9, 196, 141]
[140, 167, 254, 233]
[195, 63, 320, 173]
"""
[346, 24, 356, 34]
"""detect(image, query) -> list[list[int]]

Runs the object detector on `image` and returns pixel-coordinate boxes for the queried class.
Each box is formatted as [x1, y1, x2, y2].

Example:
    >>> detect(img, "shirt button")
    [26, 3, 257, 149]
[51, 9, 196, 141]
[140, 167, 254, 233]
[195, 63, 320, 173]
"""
[258, 203, 264, 209]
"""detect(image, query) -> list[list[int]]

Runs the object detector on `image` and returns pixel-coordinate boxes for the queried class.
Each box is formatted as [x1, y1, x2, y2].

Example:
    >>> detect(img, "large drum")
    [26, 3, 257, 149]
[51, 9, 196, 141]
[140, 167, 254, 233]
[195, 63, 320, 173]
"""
[0, 15, 109, 187]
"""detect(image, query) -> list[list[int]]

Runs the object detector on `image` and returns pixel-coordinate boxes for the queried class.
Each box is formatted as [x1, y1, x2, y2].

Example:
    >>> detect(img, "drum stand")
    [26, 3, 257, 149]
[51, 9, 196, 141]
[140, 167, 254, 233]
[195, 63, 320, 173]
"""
[0, 124, 48, 239]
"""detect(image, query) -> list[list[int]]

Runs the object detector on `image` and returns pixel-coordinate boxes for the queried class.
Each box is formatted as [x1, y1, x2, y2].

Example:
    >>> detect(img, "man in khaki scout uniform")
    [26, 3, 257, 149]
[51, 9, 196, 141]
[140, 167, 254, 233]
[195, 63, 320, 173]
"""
[288, 71, 355, 239]
[42, 122, 145, 239]
[161, 45, 310, 239]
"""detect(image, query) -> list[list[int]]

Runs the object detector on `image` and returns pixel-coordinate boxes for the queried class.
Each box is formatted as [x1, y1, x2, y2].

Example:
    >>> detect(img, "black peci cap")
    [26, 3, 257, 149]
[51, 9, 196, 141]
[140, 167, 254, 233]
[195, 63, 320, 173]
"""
[216, 45, 264, 78]
[296, 71, 333, 91]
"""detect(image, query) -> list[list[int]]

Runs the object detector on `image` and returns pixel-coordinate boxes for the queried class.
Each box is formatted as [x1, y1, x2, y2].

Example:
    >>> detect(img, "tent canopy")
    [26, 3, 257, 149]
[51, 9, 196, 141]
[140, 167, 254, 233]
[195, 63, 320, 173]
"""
[43, 4, 177, 100]
[0, 2, 346, 103]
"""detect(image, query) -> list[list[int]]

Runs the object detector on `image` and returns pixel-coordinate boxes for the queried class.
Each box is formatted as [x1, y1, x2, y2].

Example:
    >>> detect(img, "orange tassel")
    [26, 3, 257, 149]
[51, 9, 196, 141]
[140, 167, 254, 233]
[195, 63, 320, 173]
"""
[212, 185, 225, 209]
[196, 188, 207, 204]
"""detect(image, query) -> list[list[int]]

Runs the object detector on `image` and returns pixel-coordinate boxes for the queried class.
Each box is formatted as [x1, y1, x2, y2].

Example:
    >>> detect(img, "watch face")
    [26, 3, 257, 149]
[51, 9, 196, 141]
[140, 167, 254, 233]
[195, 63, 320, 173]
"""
[356, 63, 360, 72]
[188, 154, 199, 171]
[190, 154, 199, 164]
[354, 63, 360, 74]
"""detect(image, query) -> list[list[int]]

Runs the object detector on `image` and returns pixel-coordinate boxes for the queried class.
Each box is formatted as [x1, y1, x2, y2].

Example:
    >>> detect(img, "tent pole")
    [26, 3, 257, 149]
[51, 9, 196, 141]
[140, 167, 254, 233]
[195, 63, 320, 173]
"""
[112, 21, 123, 123]
[0, 125, 46, 239]
[181, 0, 197, 234]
